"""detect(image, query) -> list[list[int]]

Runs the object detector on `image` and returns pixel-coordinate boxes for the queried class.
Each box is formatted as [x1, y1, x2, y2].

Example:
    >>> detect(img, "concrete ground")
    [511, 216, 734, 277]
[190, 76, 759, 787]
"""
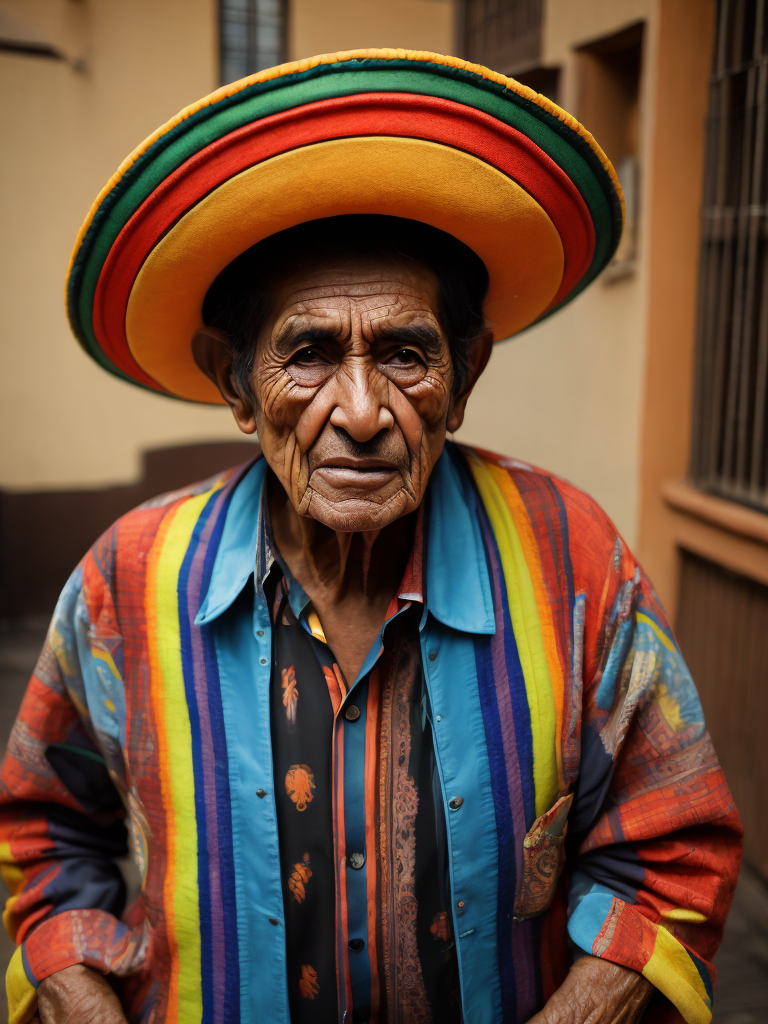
[0, 617, 766, 1023]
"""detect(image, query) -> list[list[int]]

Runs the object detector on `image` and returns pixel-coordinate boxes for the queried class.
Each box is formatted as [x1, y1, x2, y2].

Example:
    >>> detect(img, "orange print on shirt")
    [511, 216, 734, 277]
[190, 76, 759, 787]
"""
[281, 665, 298, 725]
[430, 910, 451, 943]
[299, 964, 319, 1000]
[285, 764, 315, 811]
[288, 853, 312, 903]
[322, 663, 346, 715]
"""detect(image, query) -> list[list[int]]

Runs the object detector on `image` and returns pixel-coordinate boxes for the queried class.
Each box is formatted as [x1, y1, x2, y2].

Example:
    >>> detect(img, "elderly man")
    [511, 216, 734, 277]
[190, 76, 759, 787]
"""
[1, 50, 740, 1024]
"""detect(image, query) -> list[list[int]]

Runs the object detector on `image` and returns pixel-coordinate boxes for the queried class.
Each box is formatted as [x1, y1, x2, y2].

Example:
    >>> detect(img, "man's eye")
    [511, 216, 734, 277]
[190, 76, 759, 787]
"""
[390, 349, 422, 365]
[293, 347, 325, 365]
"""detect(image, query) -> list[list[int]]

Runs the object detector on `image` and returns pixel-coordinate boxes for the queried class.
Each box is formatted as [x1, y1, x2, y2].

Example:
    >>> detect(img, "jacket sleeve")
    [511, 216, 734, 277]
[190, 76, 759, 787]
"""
[0, 560, 146, 1024]
[566, 541, 743, 1024]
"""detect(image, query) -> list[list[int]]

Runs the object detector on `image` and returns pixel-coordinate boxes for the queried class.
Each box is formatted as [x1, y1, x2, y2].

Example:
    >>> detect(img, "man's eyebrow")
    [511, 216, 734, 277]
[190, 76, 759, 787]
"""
[273, 325, 341, 356]
[376, 322, 443, 355]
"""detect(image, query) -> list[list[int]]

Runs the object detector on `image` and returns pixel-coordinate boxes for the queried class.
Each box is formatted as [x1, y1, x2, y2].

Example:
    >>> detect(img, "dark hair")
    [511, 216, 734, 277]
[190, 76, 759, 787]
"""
[202, 214, 489, 396]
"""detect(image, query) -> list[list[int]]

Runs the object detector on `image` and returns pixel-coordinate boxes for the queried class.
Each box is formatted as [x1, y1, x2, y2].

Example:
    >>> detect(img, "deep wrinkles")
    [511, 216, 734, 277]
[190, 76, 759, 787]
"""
[250, 264, 453, 536]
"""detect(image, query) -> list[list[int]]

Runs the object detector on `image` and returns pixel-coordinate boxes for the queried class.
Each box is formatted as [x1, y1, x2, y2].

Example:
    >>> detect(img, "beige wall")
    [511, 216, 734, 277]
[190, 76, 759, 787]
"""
[0, 0, 239, 491]
[0, 0, 454, 493]
[461, 0, 656, 546]
[289, 0, 455, 59]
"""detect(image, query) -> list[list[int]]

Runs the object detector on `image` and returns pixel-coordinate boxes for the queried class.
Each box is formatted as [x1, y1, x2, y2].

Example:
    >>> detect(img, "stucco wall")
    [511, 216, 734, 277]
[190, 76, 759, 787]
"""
[460, 0, 656, 545]
[0, 0, 454, 492]
[289, 0, 454, 58]
[0, 0, 239, 491]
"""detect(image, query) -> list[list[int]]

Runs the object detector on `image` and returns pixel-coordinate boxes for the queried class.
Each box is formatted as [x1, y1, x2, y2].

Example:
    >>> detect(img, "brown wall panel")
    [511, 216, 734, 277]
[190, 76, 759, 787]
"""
[0, 441, 259, 618]
[636, 0, 715, 610]
[676, 549, 768, 876]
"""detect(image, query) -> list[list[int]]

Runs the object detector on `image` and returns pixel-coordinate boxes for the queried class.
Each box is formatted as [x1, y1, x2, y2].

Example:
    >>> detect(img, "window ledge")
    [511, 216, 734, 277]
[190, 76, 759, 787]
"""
[662, 480, 768, 547]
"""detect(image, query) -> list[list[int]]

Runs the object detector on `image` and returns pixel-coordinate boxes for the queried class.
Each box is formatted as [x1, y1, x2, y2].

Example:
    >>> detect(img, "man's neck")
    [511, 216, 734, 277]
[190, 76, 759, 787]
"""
[268, 475, 418, 682]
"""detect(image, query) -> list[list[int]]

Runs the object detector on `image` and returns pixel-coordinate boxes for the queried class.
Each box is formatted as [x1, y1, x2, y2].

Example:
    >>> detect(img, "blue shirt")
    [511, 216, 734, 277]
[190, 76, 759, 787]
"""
[196, 452, 501, 1024]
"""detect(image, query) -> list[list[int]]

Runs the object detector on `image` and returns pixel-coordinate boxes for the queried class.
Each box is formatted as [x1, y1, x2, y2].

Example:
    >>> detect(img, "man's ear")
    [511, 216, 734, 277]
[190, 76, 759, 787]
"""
[192, 327, 257, 435]
[446, 329, 494, 434]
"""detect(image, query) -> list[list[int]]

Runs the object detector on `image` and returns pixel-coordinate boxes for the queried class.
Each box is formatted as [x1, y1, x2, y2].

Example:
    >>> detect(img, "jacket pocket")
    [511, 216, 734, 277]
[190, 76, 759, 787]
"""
[514, 792, 573, 921]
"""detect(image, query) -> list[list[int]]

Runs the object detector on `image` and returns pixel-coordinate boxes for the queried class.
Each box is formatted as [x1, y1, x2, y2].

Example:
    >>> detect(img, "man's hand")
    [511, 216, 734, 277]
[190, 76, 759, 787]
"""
[35, 964, 128, 1024]
[527, 955, 653, 1023]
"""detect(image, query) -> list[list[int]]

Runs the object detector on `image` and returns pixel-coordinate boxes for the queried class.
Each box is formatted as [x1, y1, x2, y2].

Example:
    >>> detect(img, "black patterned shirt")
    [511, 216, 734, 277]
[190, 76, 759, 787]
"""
[262, 499, 461, 1024]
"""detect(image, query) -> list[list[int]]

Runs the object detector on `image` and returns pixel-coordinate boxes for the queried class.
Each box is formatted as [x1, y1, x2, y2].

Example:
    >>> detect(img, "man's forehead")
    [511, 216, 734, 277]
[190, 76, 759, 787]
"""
[270, 258, 439, 309]
[271, 296, 442, 350]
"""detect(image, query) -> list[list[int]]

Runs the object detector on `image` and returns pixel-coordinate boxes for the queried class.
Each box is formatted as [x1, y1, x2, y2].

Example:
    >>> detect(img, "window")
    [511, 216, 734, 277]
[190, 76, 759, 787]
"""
[219, 0, 287, 86]
[459, 0, 543, 76]
[576, 24, 644, 273]
[690, 0, 768, 510]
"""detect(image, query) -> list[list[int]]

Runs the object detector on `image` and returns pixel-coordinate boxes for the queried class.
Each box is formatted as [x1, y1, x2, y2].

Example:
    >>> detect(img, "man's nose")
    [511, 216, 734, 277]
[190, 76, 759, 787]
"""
[328, 362, 394, 442]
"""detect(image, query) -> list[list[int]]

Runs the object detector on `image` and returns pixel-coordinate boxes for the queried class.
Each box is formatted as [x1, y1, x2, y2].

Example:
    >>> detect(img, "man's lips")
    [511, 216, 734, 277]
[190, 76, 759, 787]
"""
[312, 458, 400, 490]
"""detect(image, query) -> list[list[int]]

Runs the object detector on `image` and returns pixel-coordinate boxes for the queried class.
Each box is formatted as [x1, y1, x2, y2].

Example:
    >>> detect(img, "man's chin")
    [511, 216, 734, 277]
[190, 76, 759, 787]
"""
[302, 489, 414, 533]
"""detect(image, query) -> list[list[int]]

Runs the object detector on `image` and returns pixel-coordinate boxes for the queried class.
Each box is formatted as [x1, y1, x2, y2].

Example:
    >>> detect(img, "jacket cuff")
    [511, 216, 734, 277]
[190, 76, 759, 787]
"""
[568, 892, 714, 1024]
[6, 909, 148, 1024]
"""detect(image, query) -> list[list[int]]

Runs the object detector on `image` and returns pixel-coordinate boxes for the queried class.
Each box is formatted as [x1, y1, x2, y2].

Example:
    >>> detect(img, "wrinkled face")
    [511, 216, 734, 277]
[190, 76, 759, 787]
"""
[249, 256, 457, 532]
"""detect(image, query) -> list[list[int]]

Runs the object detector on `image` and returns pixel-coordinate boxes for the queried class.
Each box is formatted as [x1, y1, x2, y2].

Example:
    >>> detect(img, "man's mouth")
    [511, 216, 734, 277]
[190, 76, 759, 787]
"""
[312, 458, 400, 490]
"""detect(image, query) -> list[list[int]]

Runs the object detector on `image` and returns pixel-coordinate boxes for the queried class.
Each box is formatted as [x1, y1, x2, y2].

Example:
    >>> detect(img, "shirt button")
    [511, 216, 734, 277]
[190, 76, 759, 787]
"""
[344, 705, 361, 722]
[256, 789, 267, 799]
[348, 938, 365, 952]
[457, 900, 466, 909]
[268, 917, 278, 926]
[259, 657, 267, 666]
[449, 796, 463, 810]
[428, 650, 438, 661]
[347, 852, 365, 870]
[256, 630, 264, 637]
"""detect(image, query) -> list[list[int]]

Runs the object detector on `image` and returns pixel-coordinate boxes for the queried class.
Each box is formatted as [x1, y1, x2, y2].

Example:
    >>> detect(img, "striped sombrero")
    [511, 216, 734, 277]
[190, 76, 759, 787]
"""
[66, 48, 624, 404]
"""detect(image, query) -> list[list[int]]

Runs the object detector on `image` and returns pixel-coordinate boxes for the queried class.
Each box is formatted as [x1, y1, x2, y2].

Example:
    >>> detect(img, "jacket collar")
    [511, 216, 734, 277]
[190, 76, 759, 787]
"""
[195, 444, 494, 635]
[195, 457, 267, 626]
[424, 444, 495, 634]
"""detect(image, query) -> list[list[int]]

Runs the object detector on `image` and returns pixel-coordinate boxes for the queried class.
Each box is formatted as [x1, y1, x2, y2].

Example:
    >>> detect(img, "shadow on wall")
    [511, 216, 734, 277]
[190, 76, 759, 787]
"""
[0, 441, 260, 619]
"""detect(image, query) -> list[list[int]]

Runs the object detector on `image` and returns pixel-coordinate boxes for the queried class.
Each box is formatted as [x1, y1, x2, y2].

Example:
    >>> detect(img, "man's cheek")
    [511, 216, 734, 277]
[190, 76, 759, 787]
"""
[293, 388, 335, 453]
[256, 376, 301, 429]
[391, 383, 448, 452]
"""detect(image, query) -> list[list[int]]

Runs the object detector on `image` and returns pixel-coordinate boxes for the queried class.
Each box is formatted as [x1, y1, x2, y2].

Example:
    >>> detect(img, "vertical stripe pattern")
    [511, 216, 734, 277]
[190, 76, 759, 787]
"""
[461, 448, 573, 1022]
[465, 452, 561, 817]
[145, 472, 244, 1023]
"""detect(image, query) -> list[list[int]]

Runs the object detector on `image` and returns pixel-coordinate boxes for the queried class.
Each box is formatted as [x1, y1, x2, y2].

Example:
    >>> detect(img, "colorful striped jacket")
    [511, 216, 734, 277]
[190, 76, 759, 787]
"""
[0, 443, 741, 1024]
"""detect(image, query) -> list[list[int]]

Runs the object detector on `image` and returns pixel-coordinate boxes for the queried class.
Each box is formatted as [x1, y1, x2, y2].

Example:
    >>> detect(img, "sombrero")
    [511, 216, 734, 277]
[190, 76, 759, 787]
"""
[66, 48, 624, 404]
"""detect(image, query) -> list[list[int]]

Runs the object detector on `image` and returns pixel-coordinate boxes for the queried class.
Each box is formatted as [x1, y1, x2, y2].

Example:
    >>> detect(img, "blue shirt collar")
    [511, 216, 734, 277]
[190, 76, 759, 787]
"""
[195, 444, 494, 635]
[425, 444, 494, 634]
[195, 458, 267, 626]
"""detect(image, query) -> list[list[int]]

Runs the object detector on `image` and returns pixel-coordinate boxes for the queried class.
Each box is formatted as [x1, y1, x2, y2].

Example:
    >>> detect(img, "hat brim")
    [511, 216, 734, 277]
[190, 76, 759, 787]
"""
[67, 49, 623, 402]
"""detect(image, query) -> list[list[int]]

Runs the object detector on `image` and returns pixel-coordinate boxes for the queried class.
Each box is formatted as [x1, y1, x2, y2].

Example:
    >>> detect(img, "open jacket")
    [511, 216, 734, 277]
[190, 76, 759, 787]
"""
[0, 443, 741, 1024]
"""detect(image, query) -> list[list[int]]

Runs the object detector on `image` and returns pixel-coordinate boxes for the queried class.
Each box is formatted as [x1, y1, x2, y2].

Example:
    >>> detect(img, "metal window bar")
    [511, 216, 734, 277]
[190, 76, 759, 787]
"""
[459, 0, 542, 74]
[219, 0, 286, 86]
[690, 0, 768, 511]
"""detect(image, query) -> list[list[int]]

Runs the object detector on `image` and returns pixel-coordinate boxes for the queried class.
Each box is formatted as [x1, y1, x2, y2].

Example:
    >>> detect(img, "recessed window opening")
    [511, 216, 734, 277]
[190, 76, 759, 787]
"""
[576, 22, 645, 275]
[219, 0, 287, 86]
